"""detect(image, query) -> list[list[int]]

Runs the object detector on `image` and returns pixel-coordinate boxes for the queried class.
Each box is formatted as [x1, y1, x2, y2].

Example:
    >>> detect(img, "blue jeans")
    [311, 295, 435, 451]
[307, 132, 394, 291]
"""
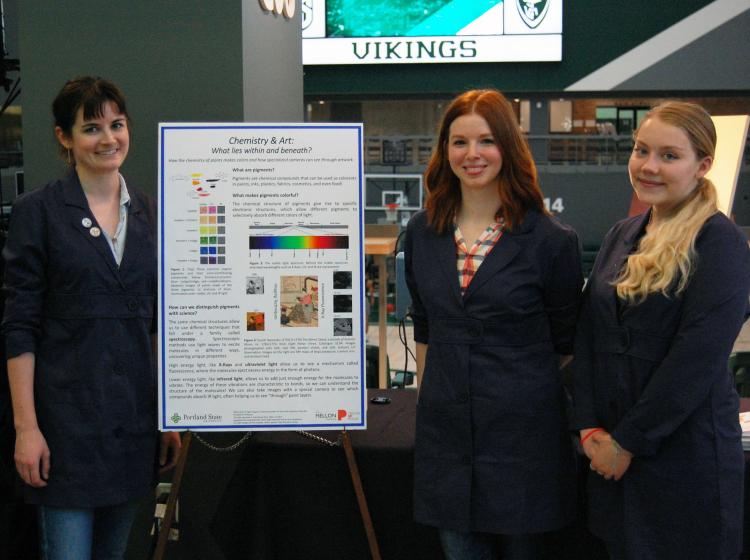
[38, 500, 139, 560]
[440, 529, 546, 560]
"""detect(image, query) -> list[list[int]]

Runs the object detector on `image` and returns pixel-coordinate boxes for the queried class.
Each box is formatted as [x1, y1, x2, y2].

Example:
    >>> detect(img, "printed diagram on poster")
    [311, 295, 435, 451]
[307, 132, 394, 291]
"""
[158, 123, 366, 431]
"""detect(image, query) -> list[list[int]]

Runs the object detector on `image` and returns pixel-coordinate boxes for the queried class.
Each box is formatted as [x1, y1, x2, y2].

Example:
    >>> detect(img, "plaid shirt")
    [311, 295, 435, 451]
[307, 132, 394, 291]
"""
[454, 220, 505, 296]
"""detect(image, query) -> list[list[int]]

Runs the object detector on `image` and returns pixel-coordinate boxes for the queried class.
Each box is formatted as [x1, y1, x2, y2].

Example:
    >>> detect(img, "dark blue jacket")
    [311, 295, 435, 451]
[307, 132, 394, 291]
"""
[2, 169, 158, 508]
[572, 210, 750, 559]
[405, 209, 582, 534]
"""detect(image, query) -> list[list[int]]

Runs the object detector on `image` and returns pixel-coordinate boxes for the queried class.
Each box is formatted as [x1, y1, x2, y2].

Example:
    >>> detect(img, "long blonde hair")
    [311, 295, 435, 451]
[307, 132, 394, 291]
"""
[616, 102, 718, 303]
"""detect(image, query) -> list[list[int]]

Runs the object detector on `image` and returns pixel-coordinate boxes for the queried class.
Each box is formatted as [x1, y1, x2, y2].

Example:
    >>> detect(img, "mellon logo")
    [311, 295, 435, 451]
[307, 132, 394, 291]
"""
[517, 0, 550, 29]
[314, 409, 357, 422]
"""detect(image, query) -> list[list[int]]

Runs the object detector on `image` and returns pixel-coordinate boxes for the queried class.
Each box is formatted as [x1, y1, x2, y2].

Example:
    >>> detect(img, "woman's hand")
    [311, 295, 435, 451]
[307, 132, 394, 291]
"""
[579, 428, 605, 459]
[159, 432, 182, 473]
[8, 353, 49, 487]
[589, 432, 633, 481]
[14, 426, 50, 487]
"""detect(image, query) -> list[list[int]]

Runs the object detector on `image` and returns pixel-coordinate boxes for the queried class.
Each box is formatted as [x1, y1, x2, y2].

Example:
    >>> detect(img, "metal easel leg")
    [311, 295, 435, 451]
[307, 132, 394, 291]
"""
[341, 430, 382, 560]
[152, 432, 192, 560]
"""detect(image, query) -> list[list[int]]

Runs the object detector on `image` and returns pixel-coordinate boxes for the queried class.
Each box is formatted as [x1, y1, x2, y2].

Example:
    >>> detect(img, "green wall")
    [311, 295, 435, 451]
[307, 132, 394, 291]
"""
[19, 1, 245, 196]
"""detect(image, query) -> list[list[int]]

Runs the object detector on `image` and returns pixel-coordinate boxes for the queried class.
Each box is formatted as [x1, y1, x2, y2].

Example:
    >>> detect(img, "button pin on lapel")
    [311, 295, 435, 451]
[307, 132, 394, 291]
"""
[81, 217, 92, 228]
[90, 226, 101, 238]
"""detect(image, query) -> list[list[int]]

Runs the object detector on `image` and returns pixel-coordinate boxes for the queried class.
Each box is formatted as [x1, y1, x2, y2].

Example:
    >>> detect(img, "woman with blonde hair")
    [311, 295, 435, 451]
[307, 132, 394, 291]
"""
[405, 89, 582, 558]
[572, 101, 750, 559]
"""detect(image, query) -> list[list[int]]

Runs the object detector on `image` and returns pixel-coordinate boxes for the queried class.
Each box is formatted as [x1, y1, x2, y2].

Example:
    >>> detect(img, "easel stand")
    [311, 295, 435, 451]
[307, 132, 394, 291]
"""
[151, 429, 382, 560]
[152, 432, 192, 560]
[341, 430, 382, 560]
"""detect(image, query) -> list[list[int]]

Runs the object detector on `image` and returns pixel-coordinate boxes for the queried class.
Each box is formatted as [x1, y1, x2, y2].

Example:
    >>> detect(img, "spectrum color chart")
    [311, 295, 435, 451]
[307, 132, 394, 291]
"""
[249, 235, 349, 250]
[199, 204, 226, 264]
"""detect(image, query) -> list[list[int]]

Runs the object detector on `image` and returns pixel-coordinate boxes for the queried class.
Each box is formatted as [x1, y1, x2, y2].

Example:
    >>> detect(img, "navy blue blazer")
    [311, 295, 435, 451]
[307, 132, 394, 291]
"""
[405, 209, 582, 534]
[2, 169, 158, 507]
[572, 210, 750, 559]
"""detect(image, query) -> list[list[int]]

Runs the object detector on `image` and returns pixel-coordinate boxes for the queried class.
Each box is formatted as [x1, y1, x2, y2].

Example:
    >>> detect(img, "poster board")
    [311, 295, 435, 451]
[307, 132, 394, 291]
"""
[158, 123, 366, 431]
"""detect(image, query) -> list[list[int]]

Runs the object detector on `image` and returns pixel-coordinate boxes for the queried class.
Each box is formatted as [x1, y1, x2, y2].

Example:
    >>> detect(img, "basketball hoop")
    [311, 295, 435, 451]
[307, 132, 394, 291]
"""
[384, 203, 399, 223]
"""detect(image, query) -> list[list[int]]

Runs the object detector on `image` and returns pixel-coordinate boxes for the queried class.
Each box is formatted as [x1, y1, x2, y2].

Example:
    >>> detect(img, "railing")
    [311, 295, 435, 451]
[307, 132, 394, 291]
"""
[365, 136, 435, 167]
[4, 134, 750, 173]
[0, 151, 25, 231]
[0, 150, 23, 169]
[527, 134, 634, 166]
[364, 134, 750, 169]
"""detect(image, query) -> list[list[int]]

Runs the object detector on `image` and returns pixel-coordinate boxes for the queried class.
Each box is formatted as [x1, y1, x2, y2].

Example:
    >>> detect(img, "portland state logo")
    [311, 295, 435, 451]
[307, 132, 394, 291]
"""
[171, 412, 181, 424]
[517, 0, 550, 28]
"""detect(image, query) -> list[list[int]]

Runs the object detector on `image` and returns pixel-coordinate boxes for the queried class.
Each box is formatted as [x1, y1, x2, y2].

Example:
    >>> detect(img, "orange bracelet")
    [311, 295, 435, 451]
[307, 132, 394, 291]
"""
[580, 428, 604, 445]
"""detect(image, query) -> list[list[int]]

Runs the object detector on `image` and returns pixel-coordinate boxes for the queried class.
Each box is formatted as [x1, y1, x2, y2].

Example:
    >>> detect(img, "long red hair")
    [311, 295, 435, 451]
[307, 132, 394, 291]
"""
[424, 89, 546, 233]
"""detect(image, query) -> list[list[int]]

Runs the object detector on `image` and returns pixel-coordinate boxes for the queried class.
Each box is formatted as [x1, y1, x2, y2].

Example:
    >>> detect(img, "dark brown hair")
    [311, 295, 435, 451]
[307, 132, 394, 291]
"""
[52, 76, 129, 160]
[424, 89, 546, 233]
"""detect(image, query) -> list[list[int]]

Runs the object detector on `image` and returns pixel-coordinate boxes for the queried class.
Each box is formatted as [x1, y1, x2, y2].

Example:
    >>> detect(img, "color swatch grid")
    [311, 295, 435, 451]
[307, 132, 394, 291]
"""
[199, 204, 226, 264]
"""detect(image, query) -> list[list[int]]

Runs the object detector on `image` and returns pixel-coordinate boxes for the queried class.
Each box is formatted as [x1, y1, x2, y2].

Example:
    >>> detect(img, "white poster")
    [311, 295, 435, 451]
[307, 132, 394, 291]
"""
[158, 123, 366, 431]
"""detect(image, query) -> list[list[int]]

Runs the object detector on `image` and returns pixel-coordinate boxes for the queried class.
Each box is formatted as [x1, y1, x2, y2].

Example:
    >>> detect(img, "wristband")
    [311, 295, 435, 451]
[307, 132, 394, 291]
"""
[580, 428, 603, 445]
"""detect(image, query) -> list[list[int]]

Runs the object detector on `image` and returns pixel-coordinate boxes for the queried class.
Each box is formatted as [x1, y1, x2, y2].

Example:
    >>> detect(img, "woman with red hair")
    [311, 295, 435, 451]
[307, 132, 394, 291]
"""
[405, 89, 582, 558]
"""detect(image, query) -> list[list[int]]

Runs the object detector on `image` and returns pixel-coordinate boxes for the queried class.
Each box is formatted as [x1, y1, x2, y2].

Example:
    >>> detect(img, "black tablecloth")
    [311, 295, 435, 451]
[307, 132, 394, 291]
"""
[212, 389, 443, 559]
[211, 392, 750, 560]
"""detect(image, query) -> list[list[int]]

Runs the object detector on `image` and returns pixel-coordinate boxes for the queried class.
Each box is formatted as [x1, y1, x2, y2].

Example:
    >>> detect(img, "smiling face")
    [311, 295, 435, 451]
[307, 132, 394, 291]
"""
[447, 112, 503, 193]
[55, 100, 129, 180]
[628, 116, 712, 218]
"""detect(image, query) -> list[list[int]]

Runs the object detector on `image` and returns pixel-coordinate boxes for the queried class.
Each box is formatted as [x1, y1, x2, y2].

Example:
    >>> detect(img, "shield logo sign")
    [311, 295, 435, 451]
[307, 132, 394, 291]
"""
[516, 0, 551, 29]
[302, 0, 314, 31]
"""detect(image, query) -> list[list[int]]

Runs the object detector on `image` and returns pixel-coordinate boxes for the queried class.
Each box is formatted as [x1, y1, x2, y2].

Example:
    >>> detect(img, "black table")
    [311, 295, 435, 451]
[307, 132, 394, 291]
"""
[211, 389, 611, 560]
[212, 389, 443, 559]
[211, 392, 750, 560]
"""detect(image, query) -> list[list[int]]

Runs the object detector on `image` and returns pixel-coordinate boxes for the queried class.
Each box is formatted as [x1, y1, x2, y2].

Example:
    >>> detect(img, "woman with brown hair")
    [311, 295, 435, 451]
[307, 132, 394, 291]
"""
[404, 89, 582, 559]
[3, 76, 180, 559]
[572, 101, 750, 559]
